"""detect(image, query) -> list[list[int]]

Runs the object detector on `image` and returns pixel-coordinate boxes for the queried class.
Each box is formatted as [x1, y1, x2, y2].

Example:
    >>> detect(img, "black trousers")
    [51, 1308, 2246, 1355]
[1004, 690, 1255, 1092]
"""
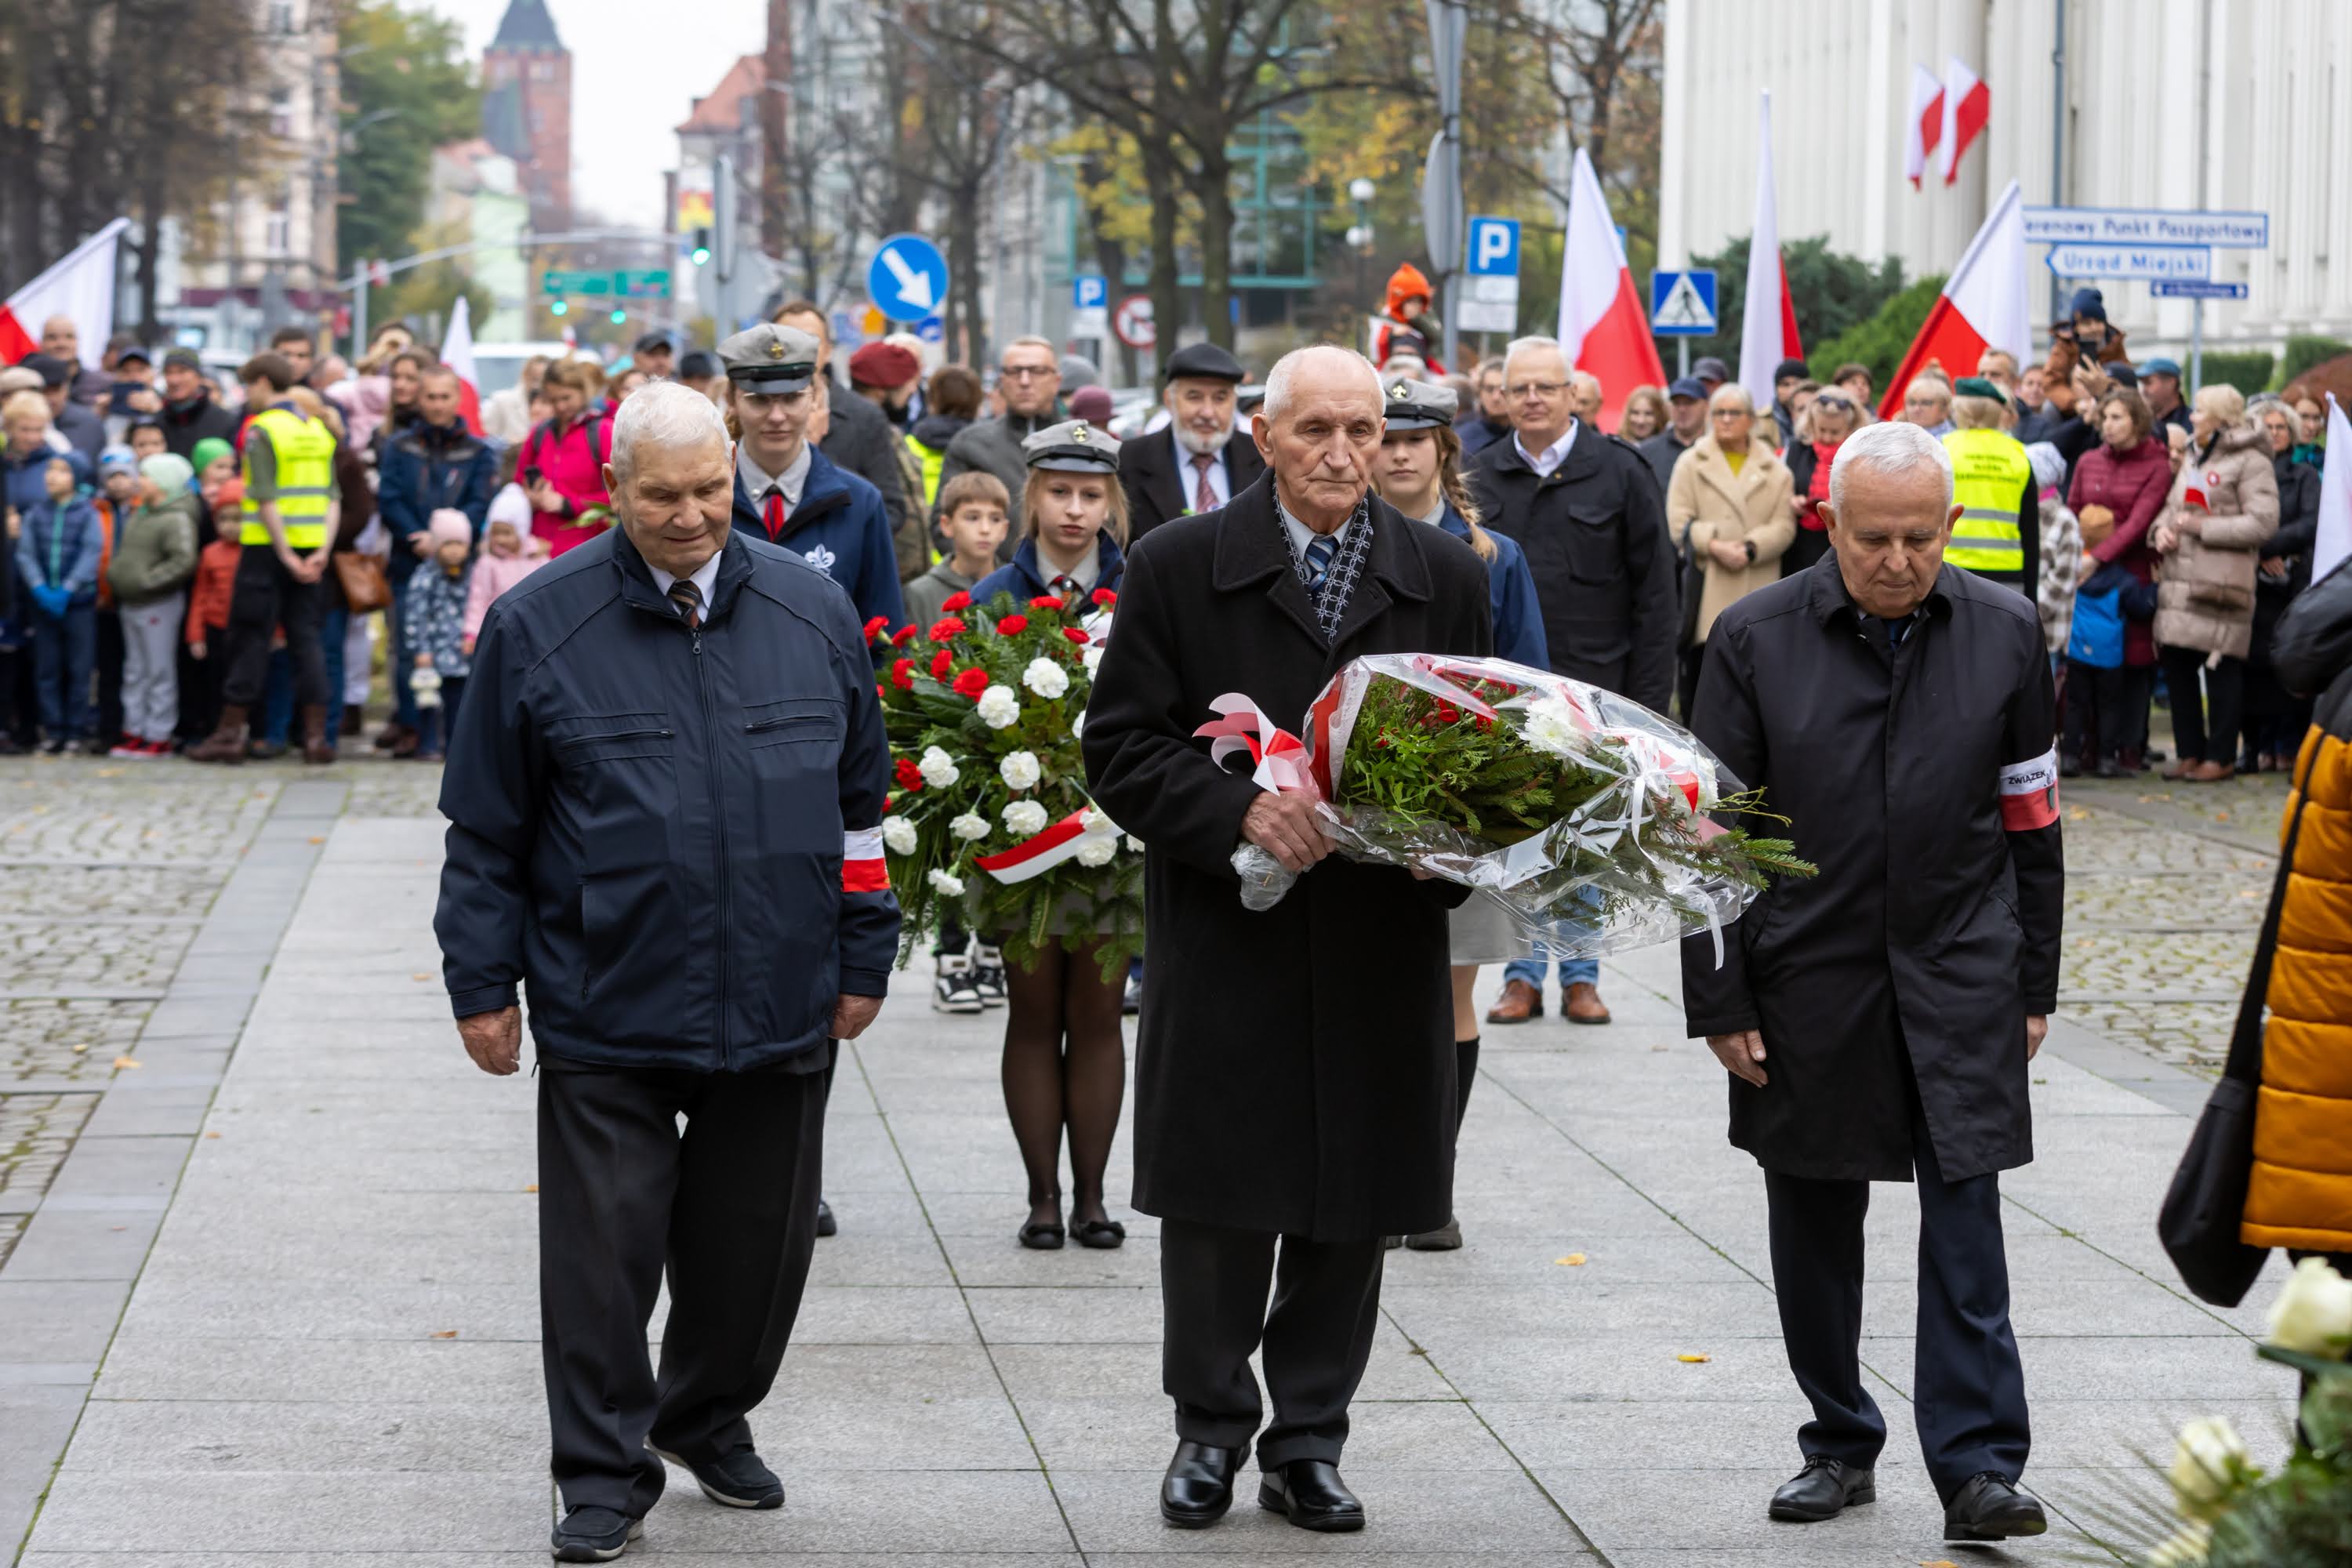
[1160, 1218, 1385, 1468]
[1763, 1108, 2030, 1504]
[95, 606, 122, 742]
[538, 1051, 833, 1516]
[221, 545, 328, 709]
[2158, 644, 2244, 765]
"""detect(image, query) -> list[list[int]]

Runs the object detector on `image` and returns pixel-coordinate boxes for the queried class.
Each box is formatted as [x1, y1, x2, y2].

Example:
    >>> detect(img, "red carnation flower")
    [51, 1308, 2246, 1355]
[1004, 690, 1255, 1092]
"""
[1091, 588, 1118, 608]
[890, 657, 916, 691]
[1474, 715, 1494, 733]
[862, 615, 890, 644]
[1029, 594, 1067, 611]
[1435, 701, 1461, 725]
[927, 615, 968, 643]
[939, 591, 972, 613]
[893, 757, 925, 790]
[995, 614, 1029, 637]
[1062, 627, 1090, 645]
[891, 625, 918, 647]
[930, 648, 953, 680]
[952, 667, 989, 700]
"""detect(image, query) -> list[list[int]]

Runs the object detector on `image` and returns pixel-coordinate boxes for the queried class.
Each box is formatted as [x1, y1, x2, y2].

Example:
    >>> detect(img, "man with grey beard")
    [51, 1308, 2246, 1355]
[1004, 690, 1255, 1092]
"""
[1119, 343, 1268, 542]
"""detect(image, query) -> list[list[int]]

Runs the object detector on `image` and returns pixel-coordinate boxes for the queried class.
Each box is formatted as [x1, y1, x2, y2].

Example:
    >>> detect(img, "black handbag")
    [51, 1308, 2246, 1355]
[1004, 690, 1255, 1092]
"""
[2157, 746, 2314, 1305]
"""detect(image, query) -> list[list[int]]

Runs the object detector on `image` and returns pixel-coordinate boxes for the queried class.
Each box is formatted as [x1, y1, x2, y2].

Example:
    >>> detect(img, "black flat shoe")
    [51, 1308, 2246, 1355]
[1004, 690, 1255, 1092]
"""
[1160, 1440, 1241, 1527]
[551, 1504, 643, 1561]
[1070, 1216, 1125, 1249]
[1406, 1216, 1463, 1250]
[815, 1197, 836, 1237]
[1258, 1458, 1364, 1532]
[648, 1444, 784, 1510]
[1944, 1472, 2046, 1541]
[1768, 1454, 1875, 1522]
[1018, 1218, 1065, 1250]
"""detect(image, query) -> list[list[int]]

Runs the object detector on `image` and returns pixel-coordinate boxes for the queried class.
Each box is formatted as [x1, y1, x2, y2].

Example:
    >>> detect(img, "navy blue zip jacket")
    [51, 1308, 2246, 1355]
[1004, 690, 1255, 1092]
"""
[433, 524, 902, 1072]
[731, 442, 906, 638]
[378, 419, 498, 583]
[1433, 503, 1549, 670]
[967, 532, 1127, 613]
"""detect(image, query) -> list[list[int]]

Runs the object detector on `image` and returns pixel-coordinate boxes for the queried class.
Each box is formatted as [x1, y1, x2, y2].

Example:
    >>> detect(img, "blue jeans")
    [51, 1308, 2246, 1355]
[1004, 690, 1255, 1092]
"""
[31, 603, 96, 741]
[263, 607, 350, 748]
[387, 575, 418, 729]
[1503, 956, 1599, 989]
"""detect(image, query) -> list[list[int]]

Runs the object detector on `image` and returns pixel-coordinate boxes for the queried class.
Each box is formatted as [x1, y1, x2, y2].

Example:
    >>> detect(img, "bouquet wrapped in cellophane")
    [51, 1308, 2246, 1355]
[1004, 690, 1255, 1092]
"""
[1204, 653, 1814, 961]
[869, 589, 1143, 979]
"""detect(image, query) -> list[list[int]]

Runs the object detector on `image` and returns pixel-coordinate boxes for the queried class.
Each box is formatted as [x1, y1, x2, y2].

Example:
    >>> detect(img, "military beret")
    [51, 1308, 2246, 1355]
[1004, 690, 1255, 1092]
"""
[716, 324, 818, 393]
[1021, 417, 1121, 474]
[848, 341, 921, 390]
[1380, 376, 1457, 431]
[1954, 376, 2008, 406]
[1163, 341, 1246, 385]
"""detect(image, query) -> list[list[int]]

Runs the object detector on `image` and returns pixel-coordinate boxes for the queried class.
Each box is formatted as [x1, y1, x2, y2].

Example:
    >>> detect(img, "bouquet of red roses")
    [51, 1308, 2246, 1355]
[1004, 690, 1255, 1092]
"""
[866, 588, 1142, 977]
[1204, 653, 1813, 960]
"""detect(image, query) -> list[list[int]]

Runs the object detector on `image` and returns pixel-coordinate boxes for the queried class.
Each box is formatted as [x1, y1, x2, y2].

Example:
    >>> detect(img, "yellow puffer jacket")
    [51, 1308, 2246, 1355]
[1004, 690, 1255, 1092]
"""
[2243, 564, 2352, 1254]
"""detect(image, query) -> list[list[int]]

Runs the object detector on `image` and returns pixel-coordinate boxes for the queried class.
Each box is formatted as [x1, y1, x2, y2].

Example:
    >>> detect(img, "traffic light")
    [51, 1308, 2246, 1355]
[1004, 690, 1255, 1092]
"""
[608, 307, 627, 325]
[550, 298, 568, 317]
[691, 227, 712, 267]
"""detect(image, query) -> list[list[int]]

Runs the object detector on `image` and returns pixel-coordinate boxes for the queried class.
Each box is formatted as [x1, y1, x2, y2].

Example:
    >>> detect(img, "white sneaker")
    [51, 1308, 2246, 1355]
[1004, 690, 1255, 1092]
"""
[970, 942, 1007, 1008]
[932, 953, 985, 1014]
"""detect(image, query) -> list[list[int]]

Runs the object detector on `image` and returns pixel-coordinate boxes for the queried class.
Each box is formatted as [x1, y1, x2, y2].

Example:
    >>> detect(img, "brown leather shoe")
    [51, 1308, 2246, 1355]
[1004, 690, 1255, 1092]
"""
[299, 705, 335, 765]
[2185, 759, 2236, 782]
[1564, 982, 1612, 1025]
[1485, 979, 1542, 1025]
[185, 706, 250, 765]
[2161, 757, 2197, 780]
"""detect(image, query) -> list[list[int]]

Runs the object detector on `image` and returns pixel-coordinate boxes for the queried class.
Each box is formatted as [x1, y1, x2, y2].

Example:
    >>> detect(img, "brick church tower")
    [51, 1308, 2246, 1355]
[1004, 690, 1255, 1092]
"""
[481, 0, 572, 225]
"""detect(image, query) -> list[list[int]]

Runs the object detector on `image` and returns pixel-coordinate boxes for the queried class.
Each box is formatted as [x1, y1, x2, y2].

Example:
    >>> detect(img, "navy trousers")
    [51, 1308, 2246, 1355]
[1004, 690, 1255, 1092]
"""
[1763, 1107, 2030, 1504]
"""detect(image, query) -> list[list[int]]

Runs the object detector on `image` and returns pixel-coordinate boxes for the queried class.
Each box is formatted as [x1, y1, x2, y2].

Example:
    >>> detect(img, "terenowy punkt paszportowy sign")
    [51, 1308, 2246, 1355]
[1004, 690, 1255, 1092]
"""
[2023, 208, 2268, 249]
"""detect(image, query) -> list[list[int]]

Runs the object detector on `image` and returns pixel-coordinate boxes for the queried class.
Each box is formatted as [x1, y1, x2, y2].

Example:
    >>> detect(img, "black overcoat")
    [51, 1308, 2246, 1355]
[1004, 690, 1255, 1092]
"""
[1120, 424, 1269, 543]
[1677, 556, 2065, 1183]
[1082, 474, 1493, 1240]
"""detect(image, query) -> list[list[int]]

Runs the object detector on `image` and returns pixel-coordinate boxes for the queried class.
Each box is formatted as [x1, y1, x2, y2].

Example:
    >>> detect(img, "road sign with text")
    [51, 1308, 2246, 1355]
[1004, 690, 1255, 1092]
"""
[2024, 208, 2268, 249]
[2151, 279, 2249, 301]
[2044, 244, 2212, 282]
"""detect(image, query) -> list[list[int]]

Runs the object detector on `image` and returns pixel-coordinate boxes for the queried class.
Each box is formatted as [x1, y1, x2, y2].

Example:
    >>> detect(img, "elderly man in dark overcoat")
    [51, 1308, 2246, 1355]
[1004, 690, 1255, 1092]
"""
[1678, 419, 2063, 1545]
[1083, 344, 1492, 1535]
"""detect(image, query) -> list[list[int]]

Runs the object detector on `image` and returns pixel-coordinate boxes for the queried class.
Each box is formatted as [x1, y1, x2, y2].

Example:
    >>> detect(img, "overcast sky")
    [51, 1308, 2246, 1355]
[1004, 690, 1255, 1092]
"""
[422, 0, 764, 229]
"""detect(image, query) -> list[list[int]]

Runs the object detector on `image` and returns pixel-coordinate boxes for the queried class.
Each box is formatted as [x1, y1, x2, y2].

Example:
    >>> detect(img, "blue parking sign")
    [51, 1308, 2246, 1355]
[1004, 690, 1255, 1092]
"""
[1073, 275, 1108, 310]
[1465, 216, 1520, 277]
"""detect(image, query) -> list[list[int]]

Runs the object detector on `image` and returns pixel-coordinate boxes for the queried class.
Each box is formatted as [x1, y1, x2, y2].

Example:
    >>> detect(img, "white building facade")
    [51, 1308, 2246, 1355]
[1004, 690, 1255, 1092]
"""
[1659, 0, 2352, 360]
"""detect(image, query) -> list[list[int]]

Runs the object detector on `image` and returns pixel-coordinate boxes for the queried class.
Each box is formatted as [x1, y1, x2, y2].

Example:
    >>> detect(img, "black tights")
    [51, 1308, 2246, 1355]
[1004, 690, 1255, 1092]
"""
[1001, 939, 1127, 1227]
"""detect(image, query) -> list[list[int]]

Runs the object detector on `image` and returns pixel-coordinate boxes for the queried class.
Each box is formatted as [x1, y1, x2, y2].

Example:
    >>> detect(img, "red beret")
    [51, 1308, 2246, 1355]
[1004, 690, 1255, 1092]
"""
[848, 342, 921, 390]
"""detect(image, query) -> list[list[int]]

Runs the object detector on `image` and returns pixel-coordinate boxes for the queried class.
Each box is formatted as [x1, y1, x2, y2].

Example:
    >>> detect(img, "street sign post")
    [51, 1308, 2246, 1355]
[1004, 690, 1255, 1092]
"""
[542, 268, 672, 299]
[2042, 243, 2212, 281]
[2022, 207, 2268, 249]
[1458, 216, 1521, 335]
[542, 269, 612, 296]
[2151, 280, 2249, 301]
[1650, 269, 1718, 335]
[867, 234, 949, 323]
[615, 269, 671, 299]
[1113, 294, 1156, 350]
[1071, 274, 1109, 343]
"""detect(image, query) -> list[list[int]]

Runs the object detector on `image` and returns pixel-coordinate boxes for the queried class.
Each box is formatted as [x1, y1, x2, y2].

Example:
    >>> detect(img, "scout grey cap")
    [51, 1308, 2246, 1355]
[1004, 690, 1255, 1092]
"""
[717, 324, 819, 394]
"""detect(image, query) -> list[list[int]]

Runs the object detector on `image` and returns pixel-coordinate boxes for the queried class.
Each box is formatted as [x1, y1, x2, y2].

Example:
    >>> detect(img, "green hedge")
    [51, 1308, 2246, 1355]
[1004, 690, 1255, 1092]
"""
[2281, 336, 2352, 387]
[2198, 352, 2274, 397]
[1808, 274, 1946, 392]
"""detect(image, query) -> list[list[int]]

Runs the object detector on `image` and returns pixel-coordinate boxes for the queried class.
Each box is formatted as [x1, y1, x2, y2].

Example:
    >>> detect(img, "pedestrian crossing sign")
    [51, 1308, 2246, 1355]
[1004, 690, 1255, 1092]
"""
[1650, 269, 1719, 336]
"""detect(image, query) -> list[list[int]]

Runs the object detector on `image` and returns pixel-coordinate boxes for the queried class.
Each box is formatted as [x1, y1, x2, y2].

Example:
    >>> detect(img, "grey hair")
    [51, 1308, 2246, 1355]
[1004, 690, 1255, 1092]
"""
[608, 379, 731, 488]
[1502, 335, 1566, 381]
[1708, 381, 1755, 414]
[1905, 374, 1951, 408]
[1828, 418, 1954, 520]
[1261, 344, 1382, 424]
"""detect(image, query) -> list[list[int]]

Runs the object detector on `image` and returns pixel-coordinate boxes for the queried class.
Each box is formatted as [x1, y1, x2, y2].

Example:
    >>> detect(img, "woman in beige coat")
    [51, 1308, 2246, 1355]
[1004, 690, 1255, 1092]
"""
[2153, 383, 2281, 782]
[1668, 383, 1796, 715]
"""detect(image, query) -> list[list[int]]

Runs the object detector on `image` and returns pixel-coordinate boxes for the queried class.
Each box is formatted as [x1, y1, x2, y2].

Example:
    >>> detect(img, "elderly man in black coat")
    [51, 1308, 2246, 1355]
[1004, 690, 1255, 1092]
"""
[1678, 419, 2063, 1545]
[1118, 341, 1269, 542]
[1084, 345, 1491, 1535]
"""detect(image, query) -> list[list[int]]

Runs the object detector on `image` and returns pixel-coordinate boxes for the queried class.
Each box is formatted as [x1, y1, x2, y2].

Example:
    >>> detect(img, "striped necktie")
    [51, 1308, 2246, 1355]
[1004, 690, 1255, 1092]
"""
[1301, 533, 1338, 593]
[669, 576, 702, 630]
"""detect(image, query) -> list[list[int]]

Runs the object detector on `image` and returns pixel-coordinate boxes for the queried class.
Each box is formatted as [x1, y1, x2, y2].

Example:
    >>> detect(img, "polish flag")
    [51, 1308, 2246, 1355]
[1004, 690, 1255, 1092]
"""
[0, 218, 130, 367]
[1876, 179, 2030, 423]
[437, 294, 485, 435]
[2310, 394, 2352, 588]
[1904, 64, 1944, 189]
[1940, 56, 1989, 185]
[1556, 146, 1664, 434]
[1737, 93, 1802, 423]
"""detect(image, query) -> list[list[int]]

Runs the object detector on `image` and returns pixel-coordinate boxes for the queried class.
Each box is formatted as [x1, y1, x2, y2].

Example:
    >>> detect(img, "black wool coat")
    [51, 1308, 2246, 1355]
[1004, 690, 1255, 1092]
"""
[1082, 474, 1493, 1240]
[1120, 423, 1269, 543]
[1468, 425, 1679, 712]
[1678, 556, 2065, 1182]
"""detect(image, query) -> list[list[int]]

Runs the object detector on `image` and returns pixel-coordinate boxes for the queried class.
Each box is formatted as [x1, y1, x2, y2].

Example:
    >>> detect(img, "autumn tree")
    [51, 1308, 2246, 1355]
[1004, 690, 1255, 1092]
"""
[337, 2, 483, 275]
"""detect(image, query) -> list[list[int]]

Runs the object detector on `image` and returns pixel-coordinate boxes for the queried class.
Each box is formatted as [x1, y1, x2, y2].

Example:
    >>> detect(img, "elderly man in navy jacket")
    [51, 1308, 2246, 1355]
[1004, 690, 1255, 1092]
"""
[434, 381, 899, 1563]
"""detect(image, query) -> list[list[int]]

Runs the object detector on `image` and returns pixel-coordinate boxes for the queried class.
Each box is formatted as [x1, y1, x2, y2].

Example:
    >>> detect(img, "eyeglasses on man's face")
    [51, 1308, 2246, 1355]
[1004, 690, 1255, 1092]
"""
[1000, 365, 1057, 382]
[1505, 380, 1567, 400]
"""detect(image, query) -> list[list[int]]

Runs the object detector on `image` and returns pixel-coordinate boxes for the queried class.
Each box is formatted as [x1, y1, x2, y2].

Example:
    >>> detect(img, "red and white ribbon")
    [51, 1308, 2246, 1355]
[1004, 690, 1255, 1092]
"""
[842, 825, 889, 892]
[1193, 693, 1315, 796]
[1998, 747, 2060, 831]
[974, 809, 1121, 884]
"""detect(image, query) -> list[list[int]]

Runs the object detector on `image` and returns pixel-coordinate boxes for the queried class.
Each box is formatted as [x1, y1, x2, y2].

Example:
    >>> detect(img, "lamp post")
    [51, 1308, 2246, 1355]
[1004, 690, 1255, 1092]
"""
[1346, 177, 1377, 328]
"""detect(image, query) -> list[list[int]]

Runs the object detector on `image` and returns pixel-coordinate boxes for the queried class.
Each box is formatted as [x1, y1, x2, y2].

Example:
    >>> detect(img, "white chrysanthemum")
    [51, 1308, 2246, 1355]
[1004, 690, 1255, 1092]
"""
[2146, 1522, 2212, 1567]
[975, 684, 1021, 728]
[2265, 1255, 2352, 1357]
[1523, 696, 1585, 759]
[949, 812, 990, 841]
[916, 745, 960, 788]
[925, 867, 964, 897]
[1125, 834, 1145, 854]
[1071, 710, 1086, 739]
[1002, 800, 1051, 837]
[999, 750, 1042, 791]
[1075, 837, 1116, 868]
[2169, 1417, 2247, 1518]
[1022, 657, 1070, 699]
[1082, 644, 1104, 676]
[880, 815, 918, 855]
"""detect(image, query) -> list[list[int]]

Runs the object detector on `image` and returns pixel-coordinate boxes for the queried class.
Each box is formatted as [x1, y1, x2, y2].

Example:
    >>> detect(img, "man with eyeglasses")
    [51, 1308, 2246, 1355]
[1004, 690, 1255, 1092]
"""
[941, 336, 1069, 556]
[1639, 376, 1710, 492]
[1470, 334, 1677, 1029]
[1457, 360, 1513, 458]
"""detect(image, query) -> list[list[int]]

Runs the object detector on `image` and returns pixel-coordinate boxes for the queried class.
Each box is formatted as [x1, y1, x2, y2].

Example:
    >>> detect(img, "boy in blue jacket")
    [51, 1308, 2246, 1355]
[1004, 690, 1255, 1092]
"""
[14, 451, 104, 752]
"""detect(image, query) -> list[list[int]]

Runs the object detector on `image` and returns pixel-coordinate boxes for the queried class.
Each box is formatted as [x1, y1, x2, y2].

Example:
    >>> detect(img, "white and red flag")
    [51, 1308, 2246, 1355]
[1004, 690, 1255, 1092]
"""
[1876, 179, 2030, 422]
[1555, 146, 1664, 433]
[437, 294, 485, 435]
[1737, 93, 1802, 422]
[1904, 64, 1944, 189]
[1940, 56, 1989, 185]
[0, 218, 129, 367]
[2310, 394, 2352, 588]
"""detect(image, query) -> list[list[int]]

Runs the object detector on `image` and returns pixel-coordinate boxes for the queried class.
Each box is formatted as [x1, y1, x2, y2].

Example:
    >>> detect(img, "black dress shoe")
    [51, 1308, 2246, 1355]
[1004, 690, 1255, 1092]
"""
[815, 1197, 836, 1237]
[1944, 1472, 2046, 1540]
[1160, 1440, 1242, 1527]
[550, 1504, 643, 1561]
[1767, 1454, 1875, 1522]
[1258, 1458, 1365, 1532]
[649, 1444, 784, 1509]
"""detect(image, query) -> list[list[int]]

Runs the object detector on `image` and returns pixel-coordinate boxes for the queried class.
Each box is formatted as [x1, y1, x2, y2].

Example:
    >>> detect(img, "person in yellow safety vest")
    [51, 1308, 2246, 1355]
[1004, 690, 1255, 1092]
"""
[187, 350, 343, 767]
[1941, 376, 2039, 601]
[905, 364, 985, 537]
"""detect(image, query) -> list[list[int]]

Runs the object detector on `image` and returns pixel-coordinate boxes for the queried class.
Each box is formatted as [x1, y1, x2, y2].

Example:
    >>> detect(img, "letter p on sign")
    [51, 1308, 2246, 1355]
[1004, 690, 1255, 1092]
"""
[1466, 216, 1520, 277]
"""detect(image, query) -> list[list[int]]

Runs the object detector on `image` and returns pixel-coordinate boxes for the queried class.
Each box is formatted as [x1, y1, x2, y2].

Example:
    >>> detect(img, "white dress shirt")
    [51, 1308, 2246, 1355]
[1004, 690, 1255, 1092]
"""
[1514, 419, 1580, 477]
[1174, 429, 1231, 514]
[738, 439, 813, 516]
[647, 550, 722, 611]
[1276, 495, 1352, 563]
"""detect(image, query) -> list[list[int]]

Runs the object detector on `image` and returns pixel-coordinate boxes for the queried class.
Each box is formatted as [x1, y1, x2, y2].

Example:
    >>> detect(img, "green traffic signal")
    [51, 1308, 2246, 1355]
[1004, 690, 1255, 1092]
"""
[550, 299, 568, 316]
[691, 227, 713, 267]
[609, 307, 627, 325]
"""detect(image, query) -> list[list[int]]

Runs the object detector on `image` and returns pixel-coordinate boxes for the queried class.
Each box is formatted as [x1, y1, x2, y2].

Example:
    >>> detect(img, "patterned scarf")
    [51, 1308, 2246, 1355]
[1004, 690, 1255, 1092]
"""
[1279, 496, 1374, 642]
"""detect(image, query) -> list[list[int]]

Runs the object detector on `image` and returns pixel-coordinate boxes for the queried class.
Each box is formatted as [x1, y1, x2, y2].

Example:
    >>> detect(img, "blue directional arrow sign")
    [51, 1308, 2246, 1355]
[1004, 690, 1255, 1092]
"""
[868, 233, 950, 323]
